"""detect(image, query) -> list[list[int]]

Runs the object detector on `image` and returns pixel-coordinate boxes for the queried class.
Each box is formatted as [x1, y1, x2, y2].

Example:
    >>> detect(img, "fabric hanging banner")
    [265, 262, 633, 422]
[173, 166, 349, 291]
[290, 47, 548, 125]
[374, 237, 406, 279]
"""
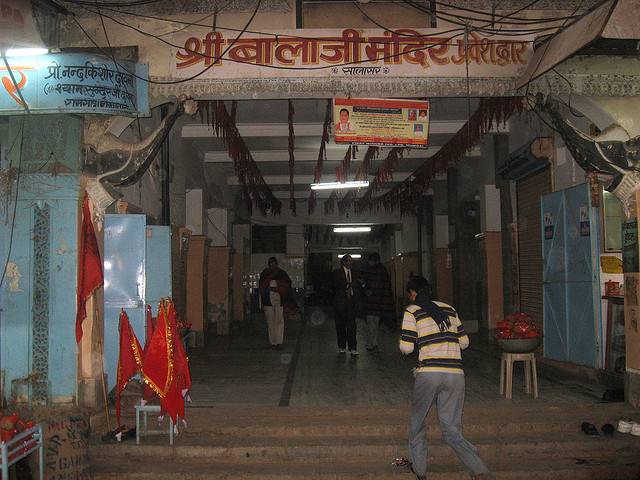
[75, 192, 104, 343]
[116, 310, 143, 425]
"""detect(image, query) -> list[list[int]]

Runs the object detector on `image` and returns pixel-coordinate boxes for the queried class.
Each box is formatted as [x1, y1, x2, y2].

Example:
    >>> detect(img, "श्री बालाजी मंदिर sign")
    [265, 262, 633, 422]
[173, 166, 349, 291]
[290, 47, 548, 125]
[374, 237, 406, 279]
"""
[172, 28, 531, 79]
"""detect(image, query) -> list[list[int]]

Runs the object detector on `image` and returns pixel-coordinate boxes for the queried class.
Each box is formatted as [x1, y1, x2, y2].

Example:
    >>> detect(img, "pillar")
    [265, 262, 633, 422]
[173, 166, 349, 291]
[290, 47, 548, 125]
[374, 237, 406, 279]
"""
[480, 185, 504, 340]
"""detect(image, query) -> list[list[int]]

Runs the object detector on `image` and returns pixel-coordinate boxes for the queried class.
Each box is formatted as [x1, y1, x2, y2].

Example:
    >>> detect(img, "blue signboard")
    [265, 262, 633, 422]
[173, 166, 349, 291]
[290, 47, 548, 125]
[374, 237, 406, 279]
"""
[0, 53, 149, 116]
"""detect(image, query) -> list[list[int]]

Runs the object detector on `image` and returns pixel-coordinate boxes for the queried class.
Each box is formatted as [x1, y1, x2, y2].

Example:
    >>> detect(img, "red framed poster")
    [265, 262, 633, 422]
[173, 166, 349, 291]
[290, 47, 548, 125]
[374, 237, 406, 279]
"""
[333, 98, 430, 147]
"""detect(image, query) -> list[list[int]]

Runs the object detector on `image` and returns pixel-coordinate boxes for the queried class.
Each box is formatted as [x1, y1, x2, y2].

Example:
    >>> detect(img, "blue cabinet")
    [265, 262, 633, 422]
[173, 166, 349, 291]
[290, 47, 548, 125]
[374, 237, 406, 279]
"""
[103, 216, 171, 391]
[541, 183, 602, 368]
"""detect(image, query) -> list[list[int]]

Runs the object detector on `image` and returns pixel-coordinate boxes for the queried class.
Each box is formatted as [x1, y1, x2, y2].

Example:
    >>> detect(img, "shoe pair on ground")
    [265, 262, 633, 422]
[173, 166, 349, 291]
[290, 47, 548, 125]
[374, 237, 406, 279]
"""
[101, 425, 136, 443]
[270, 344, 282, 351]
[617, 419, 640, 435]
[581, 422, 615, 436]
[338, 348, 359, 356]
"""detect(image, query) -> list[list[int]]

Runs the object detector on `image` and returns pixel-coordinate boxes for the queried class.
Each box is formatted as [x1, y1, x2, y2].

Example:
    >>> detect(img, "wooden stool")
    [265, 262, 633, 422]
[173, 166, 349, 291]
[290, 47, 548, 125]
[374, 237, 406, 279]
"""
[500, 352, 538, 399]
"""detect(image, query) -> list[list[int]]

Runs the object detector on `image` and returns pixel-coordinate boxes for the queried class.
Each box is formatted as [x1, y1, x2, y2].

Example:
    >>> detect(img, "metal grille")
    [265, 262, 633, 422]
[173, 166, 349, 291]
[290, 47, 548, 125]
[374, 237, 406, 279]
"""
[31, 203, 51, 404]
[516, 169, 551, 329]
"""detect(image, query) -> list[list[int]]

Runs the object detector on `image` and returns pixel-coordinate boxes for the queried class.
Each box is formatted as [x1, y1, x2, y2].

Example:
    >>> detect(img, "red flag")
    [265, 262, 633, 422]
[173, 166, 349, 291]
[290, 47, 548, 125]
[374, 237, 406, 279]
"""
[142, 300, 191, 422]
[116, 310, 143, 426]
[75, 192, 104, 342]
[142, 305, 156, 402]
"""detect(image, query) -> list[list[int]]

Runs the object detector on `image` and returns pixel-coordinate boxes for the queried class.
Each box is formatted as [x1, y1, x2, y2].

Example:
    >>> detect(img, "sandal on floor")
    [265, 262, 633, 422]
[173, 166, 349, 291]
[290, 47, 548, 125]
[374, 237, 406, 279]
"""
[581, 422, 599, 436]
[601, 423, 615, 436]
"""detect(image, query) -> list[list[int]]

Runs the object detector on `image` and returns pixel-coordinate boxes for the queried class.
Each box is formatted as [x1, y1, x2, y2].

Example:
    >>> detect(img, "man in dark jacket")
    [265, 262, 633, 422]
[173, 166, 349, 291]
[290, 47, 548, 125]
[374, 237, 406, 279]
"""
[332, 254, 362, 357]
[360, 252, 394, 351]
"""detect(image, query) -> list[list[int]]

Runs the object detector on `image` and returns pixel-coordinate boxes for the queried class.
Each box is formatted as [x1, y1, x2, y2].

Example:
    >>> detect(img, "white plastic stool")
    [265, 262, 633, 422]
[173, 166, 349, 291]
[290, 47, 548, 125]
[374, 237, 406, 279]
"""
[500, 352, 538, 399]
[135, 403, 176, 445]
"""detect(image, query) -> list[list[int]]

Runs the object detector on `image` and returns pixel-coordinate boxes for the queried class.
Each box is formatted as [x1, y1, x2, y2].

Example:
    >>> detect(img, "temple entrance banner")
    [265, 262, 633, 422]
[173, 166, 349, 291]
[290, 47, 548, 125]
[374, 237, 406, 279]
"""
[171, 29, 531, 80]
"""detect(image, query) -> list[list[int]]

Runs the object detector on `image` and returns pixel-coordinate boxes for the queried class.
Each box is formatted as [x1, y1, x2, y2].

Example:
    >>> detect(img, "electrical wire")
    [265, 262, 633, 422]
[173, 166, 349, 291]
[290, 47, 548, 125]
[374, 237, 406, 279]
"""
[79, 3, 549, 78]
[521, 0, 587, 95]
[0, 117, 26, 290]
[402, 0, 573, 35]
[63, 0, 164, 6]
[429, 0, 583, 23]
[72, 0, 265, 84]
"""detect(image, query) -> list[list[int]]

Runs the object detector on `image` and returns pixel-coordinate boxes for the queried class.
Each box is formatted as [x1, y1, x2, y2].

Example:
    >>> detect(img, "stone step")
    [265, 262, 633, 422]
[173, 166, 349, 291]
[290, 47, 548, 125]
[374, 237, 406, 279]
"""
[116, 403, 635, 438]
[89, 431, 640, 462]
[91, 454, 640, 480]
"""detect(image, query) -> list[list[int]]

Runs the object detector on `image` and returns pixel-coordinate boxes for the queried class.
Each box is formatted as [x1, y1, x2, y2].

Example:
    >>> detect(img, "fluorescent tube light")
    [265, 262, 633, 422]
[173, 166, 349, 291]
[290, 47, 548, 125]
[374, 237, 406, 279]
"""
[333, 226, 371, 233]
[5, 48, 49, 57]
[338, 254, 361, 259]
[310, 180, 369, 191]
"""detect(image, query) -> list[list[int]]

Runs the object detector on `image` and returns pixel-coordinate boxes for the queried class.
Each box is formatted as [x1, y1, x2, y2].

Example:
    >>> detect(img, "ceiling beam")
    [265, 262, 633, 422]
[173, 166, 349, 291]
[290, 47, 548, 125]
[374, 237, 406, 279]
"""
[205, 146, 481, 163]
[226, 173, 419, 185]
[272, 189, 391, 199]
[183, 120, 471, 138]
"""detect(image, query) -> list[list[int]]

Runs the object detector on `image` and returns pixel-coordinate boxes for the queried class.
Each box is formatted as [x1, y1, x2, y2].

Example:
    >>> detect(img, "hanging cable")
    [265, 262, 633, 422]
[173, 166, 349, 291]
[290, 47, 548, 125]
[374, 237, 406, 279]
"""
[72, 0, 264, 84]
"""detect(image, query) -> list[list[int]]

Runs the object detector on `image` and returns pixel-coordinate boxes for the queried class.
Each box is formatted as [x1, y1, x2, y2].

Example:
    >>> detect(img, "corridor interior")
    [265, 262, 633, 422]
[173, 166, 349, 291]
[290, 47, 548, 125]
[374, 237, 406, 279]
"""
[186, 306, 608, 409]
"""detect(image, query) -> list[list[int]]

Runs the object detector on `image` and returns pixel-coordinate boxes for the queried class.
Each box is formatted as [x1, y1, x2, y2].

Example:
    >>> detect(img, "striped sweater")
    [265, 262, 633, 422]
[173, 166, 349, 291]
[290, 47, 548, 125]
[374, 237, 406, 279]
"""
[399, 301, 469, 374]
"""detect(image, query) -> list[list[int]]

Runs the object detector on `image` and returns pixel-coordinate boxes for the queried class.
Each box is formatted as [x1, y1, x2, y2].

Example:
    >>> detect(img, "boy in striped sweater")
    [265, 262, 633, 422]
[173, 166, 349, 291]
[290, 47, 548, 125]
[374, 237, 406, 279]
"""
[400, 276, 490, 480]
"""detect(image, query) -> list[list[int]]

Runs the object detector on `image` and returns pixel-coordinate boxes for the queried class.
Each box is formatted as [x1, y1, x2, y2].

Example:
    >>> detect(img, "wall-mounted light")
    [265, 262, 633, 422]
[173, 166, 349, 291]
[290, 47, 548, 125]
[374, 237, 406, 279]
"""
[311, 180, 369, 191]
[5, 48, 49, 57]
[333, 226, 371, 233]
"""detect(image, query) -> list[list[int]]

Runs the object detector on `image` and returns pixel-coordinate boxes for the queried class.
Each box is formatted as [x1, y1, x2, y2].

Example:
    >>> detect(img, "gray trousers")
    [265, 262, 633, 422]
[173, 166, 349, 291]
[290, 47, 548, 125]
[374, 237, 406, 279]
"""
[362, 314, 380, 348]
[409, 372, 489, 478]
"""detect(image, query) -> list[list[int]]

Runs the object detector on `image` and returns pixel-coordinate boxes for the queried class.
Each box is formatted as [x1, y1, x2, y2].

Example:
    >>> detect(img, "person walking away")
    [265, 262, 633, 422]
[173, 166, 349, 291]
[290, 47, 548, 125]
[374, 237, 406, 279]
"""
[332, 254, 361, 357]
[399, 276, 490, 480]
[259, 257, 293, 350]
[361, 252, 394, 351]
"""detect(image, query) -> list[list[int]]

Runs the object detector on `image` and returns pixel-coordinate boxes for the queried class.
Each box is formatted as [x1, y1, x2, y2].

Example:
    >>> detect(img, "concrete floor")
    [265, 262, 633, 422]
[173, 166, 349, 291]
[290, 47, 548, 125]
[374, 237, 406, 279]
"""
[187, 307, 605, 409]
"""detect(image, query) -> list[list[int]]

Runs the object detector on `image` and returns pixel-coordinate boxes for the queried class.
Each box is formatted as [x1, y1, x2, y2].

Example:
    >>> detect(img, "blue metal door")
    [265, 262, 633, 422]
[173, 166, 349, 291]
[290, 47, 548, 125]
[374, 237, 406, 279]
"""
[542, 183, 601, 367]
[145, 226, 172, 316]
[103, 214, 146, 391]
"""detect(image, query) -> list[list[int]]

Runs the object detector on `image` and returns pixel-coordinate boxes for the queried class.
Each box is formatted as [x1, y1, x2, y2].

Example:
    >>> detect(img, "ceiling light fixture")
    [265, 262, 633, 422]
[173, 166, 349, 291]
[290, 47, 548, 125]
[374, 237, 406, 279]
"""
[338, 254, 362, 259]
[333, 226, 371, 233]
[310, 180, 369, 191]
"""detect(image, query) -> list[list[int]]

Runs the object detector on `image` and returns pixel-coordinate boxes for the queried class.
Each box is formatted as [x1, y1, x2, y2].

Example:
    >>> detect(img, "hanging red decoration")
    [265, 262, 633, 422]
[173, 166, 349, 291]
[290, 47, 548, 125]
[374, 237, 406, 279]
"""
[198, 100, 281, 215]
[324, 191, 337, 215]
[308, 99, 332, 215]
[355, 148, 405, 213]
[287, 99, 296, 215]
[354, 146, 379, 181]
[366, 97, 524, 214]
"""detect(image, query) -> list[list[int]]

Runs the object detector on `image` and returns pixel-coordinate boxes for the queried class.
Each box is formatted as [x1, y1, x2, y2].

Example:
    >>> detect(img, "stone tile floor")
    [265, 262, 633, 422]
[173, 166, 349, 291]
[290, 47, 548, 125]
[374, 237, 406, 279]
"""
[187, 307, 606, 409]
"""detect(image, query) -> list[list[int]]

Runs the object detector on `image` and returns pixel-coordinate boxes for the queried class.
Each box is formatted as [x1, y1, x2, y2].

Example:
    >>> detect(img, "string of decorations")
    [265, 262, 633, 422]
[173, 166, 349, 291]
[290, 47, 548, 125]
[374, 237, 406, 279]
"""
[324, 191, 337, 215]
[355, 147, 405, 213]
[365, 96, 524, 214]
[287, 99, 296, 215]
[354, 146, 380, 181]
[308, 99, 333, 215]
[335, 145, 358, 183]
[198, 100, 281, 215]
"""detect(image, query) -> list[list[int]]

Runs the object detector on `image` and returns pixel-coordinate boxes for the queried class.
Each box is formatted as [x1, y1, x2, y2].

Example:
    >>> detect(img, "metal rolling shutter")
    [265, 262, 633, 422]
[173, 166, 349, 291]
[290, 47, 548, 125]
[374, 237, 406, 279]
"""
[516, 168, 551, 326]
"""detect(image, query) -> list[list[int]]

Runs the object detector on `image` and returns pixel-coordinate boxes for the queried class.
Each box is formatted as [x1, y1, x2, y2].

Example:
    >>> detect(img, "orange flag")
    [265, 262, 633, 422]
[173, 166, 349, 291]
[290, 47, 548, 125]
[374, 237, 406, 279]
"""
[116, 310, 143, 426]
[75, 192, 103, 342]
